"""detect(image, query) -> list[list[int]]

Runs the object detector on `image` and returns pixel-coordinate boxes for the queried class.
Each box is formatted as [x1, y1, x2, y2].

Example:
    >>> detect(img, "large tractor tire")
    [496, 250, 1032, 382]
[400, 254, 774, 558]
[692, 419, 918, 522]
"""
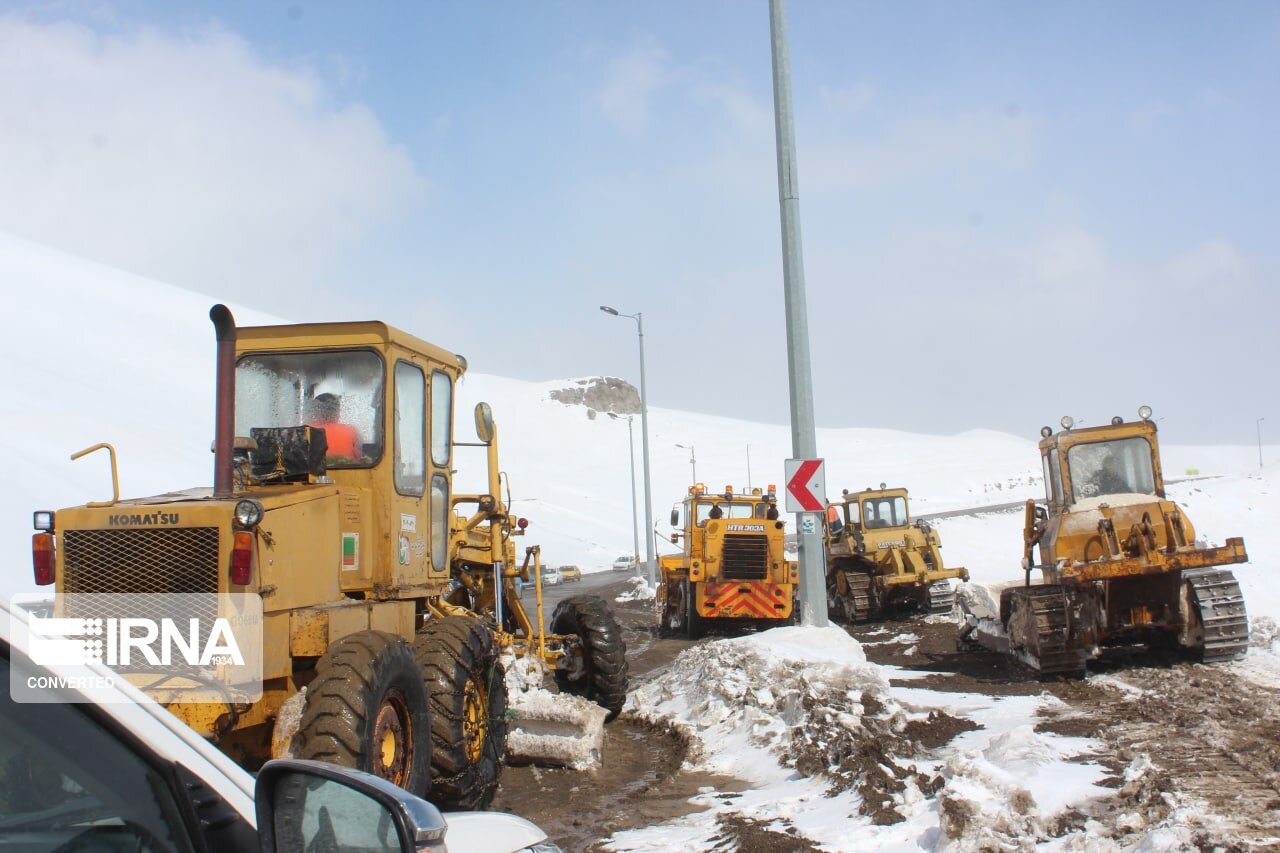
[414, 616, 507, 810]
[297, 630, 431, 794]
[550, 595, 630, 722]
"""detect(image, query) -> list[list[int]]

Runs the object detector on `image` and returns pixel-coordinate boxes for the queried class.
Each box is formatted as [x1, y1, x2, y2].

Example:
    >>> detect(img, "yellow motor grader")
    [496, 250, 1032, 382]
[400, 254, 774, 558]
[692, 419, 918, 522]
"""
[984, 407, 1249, 676]
[823, 485, 969, 622]
[658, 483, 798, 638]
[29, 305, 627, 810]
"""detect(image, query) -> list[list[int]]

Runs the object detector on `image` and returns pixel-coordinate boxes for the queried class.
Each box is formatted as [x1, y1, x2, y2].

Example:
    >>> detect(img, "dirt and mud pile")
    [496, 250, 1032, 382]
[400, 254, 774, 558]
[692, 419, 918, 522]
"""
[626, 626, 969, 826]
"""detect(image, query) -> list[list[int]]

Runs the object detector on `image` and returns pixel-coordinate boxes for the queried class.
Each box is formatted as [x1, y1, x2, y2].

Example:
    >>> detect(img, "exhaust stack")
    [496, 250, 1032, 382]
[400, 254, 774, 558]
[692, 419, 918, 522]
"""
[210, 304, 237, 498]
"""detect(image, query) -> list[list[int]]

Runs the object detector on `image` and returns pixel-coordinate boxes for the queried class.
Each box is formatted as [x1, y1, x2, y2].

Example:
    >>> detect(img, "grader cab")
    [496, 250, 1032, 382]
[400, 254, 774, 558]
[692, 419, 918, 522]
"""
[824, 486, 969, 622]
[657, 483, 798, 638]
[994, 407, 1249, 675]
[30, 305, 627, 811]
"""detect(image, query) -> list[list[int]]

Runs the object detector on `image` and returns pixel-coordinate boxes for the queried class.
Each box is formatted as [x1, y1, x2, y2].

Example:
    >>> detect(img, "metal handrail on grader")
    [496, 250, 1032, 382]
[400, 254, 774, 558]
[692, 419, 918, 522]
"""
[30, 305, 628, 812]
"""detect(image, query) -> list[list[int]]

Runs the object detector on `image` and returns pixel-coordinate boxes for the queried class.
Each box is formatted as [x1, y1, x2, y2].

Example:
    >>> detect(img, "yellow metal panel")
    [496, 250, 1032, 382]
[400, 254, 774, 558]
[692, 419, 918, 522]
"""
[290, 609, 329, 658]
[369, 600, 416, 640]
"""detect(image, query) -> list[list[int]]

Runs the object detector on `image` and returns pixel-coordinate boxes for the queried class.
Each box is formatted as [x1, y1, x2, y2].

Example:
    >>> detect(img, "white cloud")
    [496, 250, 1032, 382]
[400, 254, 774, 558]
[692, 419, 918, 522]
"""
[805, 109, 1033, 190]
[595, 38, 671, 133]
[0, 16, 422, 301]
[1163, 239, 1247, 290]
[818, 81, 877, 115]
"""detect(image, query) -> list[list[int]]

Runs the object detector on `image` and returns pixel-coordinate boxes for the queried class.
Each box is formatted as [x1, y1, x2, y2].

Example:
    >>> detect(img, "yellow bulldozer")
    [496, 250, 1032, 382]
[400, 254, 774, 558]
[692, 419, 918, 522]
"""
[824, 485, 970, 622]
[658, 483, 798, 638]
[969, 407, 1250, 676]
[29, 305, 628, 810]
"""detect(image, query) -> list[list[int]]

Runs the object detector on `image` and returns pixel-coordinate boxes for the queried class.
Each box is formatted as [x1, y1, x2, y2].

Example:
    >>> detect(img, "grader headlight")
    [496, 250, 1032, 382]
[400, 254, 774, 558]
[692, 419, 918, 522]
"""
[234, 498, 264, 528]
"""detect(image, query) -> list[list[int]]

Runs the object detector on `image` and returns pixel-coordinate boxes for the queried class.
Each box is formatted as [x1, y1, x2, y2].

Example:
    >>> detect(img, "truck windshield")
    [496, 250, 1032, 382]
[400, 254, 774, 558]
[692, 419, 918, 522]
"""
[694, 501, 756, 526]
[236, 350, 385, 468]
[862, 496, 907, 529]
[1067, 437, 1156, 502]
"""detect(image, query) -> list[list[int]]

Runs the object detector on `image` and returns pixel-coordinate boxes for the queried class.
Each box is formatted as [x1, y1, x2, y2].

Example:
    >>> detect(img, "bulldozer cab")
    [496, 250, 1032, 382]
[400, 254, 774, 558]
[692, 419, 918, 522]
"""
[1038, 414, 1164, 513]
[834, 487, 911, 532]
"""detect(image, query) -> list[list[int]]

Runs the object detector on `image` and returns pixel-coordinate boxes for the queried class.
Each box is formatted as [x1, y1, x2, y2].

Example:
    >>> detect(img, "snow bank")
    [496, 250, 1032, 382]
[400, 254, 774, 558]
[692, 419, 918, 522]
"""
[614, 576, 655, 603]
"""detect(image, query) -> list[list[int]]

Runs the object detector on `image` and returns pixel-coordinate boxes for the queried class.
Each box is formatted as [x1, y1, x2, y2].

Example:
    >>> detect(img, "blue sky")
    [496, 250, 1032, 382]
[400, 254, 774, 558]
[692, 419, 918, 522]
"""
[2, 1, 1276, 444]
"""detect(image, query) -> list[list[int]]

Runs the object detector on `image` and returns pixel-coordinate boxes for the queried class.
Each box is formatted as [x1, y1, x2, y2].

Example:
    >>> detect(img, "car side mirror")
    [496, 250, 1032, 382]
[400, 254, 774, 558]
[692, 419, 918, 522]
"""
[255, 759, 447, 853]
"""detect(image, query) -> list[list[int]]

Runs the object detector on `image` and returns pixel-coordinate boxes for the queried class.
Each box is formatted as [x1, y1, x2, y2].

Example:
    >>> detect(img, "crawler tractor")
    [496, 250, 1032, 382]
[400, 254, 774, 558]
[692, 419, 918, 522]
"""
[30, 305, 627, 810]
[658, 484, 798, 638]
[824, 486, 969, 622]
[990, 407, 1249, 675]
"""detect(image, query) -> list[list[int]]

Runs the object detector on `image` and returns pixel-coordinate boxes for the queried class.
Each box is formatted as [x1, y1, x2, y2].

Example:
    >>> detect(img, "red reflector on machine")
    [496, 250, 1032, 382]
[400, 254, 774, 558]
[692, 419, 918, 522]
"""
[32, 533, 54, 585]
[230, 530, 253, 586]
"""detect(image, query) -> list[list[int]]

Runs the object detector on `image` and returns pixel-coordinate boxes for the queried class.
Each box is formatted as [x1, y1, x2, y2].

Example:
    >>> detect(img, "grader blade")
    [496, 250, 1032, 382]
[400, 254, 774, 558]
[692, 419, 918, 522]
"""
[505, 690, 607, 769]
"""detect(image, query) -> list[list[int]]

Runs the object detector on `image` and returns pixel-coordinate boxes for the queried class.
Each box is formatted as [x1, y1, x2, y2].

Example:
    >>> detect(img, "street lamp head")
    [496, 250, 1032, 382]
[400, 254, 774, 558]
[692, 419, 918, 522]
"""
[600, 306, 619, 316]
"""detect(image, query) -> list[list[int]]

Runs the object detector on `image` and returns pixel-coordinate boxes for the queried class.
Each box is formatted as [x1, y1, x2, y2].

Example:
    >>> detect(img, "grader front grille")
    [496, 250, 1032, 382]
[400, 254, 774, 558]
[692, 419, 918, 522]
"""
[721, 534, 769, 580]
[62, 527, 221, 596]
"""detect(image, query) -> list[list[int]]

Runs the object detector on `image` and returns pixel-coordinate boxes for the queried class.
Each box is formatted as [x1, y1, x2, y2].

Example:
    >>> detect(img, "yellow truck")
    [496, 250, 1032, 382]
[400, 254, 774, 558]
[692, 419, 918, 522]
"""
[824, 485, 969, 622]
[658, 484, 798, 638]
[30, 305, 627, 810]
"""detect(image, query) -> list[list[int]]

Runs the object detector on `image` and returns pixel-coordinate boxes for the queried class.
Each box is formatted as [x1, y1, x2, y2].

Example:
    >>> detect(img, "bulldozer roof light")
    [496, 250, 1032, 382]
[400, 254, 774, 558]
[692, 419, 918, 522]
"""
[1111, 416, 1124, 425]
[1139, 405, 1153, 420]
[1040, 426, 1053, 438]
[752, 488, 762, 495]
[32, 532, 54, 586]
[32, 510, 53, 532]
[767, 484, 776, 495]
[694, 483, 706, 494]
[1060, 415, 1075, 430]
[725, 485, 734, 495]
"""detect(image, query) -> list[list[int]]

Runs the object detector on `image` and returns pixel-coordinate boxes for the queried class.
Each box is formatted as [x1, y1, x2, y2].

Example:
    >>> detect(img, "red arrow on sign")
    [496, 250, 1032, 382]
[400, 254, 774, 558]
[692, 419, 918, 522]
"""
[786, 459, 824, 511]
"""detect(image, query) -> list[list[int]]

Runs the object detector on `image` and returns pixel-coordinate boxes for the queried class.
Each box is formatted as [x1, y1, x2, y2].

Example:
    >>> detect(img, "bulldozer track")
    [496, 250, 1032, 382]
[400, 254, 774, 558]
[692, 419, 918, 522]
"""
[1005, 586, 1088, 676]
[1183, 567, 1249, 663]
[839, 570, 876, 622]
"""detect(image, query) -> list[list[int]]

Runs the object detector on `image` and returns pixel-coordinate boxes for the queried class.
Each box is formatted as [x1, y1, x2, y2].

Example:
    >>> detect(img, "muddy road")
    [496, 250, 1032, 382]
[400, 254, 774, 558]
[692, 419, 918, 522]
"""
[494, 572, 748, 853]
[851, 615, 1280, 849]
[495, 574, 1280, 850]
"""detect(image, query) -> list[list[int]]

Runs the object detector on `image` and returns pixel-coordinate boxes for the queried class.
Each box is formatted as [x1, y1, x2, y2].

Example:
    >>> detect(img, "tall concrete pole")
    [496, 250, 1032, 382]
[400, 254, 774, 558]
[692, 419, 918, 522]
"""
[635, 313, 656, 586]
[603, 305, 657, 586]
[769, 0, 827, 627]
[627, 416, 641, 565]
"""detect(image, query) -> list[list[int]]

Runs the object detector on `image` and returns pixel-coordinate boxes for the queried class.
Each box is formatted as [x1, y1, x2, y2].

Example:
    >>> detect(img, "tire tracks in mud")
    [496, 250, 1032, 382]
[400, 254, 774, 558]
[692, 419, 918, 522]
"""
[855, 616, 1280, 849]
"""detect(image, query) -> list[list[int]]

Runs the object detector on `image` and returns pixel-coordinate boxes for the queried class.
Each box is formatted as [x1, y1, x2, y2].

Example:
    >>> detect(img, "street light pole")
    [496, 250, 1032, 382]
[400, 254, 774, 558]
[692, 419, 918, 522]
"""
[769, 0, 827, 626]
[675, 443, 696, 484]
[1258, 417, 1265, 472]
[601, 306, 656, 586]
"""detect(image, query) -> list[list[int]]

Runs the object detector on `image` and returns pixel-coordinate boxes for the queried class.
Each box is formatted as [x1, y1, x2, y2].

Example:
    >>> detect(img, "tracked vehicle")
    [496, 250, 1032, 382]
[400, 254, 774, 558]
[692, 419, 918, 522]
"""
[824, 485, 969, 622]
[658, 484, 797, 638]
[30, 305, 627, 810]
[993, 407, 1249, 675]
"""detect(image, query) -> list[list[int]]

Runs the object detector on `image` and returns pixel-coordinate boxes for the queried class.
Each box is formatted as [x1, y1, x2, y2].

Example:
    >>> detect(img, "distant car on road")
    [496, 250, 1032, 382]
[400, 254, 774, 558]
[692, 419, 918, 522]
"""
[541, 564, 561, 586]
[612, 555, 637, 572]
[559, 565, 582, 582]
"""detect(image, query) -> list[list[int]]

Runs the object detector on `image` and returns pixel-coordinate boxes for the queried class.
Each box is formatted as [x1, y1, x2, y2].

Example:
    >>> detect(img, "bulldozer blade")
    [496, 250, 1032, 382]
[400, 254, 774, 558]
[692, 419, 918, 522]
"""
[955, 582, 1010, 654]
[504, 689, 607, 769]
